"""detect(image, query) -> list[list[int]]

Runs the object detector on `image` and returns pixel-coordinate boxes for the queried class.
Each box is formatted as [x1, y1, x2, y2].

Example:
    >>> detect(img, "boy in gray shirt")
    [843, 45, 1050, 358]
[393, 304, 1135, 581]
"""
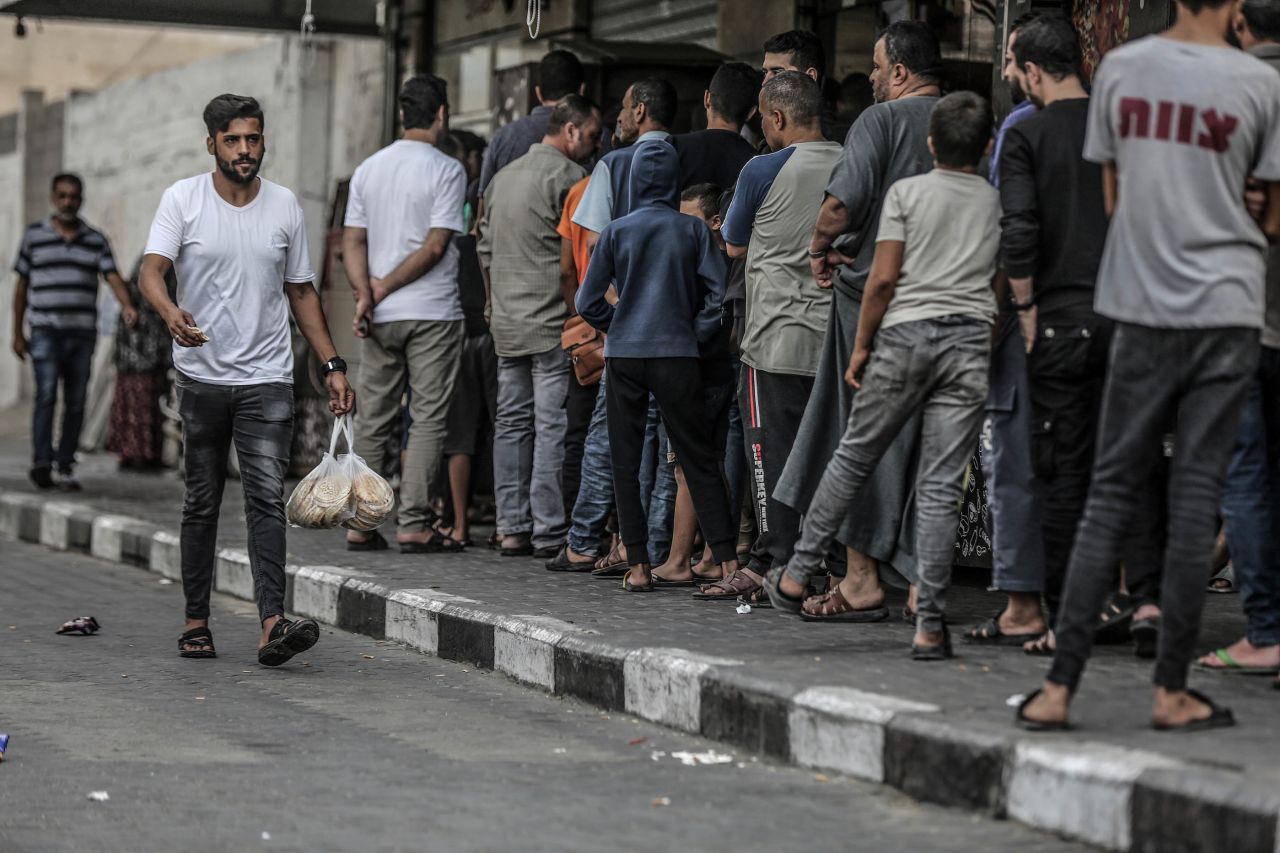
[1019, 0, 1280, 733]
[764, 92, 1001, 660]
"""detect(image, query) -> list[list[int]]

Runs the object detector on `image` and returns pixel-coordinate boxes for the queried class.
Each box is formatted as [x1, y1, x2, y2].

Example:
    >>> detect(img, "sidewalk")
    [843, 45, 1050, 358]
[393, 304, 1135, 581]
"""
[2, 439, 1278, 852]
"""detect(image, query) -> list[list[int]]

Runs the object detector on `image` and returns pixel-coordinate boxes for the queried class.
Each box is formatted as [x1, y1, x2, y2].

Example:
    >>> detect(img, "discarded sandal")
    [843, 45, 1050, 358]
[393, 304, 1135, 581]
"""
[57, 615, 101, 636]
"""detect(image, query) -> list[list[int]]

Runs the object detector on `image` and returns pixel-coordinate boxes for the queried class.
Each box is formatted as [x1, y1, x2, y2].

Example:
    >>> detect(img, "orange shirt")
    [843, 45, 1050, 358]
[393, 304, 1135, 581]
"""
[557, 176, 592, 286]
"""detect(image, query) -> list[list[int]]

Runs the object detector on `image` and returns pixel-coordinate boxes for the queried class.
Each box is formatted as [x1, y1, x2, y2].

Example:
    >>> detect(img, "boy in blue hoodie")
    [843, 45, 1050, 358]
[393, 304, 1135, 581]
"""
[576, 140, 739, 592]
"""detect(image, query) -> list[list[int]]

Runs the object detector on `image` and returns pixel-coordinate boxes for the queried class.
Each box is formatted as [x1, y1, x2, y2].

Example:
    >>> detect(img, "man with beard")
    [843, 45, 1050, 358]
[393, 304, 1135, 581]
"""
[767, 21, 942, 618]
[139, 94, 354, 666]
[11, 173, 138, 491]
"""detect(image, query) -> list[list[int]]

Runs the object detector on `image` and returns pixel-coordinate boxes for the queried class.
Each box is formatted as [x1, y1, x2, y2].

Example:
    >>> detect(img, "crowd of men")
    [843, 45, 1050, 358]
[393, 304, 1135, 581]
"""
[12, 0, 1280, 725]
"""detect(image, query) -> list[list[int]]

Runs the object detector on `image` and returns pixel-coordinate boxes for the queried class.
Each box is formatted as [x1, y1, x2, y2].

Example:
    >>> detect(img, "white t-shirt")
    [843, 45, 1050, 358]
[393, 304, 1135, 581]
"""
[344, 139, 466, 323]
[144, 173, 314, 386]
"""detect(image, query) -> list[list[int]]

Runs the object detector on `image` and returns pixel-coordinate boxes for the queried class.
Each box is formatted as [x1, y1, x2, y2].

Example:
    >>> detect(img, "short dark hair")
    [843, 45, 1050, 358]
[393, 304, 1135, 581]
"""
[1009, 12, 1040, 36]
[1012, 15, 1082, 80]
[452, 128, 487, 156]
[761, 70, 822, 127]
[538, 49, 585, 100]
[631, 77, 679, 128]
[546, 93, 599, 135]
[203, 93, 264, 137]
[51, 172, 83, 194]
[400, 74, 448, 130]
[681, 182, 723, 219]
[1179, 0, 1234, 11]
[881, 21, 943, 86]
[763, 30, 826, 79]
[1241, 0, 1280, 40]
[929, 91, 992, 168]
[709, 62, 762, 126]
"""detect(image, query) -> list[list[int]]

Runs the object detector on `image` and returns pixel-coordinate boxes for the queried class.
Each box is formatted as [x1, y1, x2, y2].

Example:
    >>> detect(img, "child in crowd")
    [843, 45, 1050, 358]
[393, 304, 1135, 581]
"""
[764, 92, 1002, 659]
[575, 140, 740, 592]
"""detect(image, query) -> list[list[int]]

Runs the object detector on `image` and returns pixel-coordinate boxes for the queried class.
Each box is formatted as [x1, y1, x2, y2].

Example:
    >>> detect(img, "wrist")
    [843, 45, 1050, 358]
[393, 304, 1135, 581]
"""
[808, 246, 829, 258]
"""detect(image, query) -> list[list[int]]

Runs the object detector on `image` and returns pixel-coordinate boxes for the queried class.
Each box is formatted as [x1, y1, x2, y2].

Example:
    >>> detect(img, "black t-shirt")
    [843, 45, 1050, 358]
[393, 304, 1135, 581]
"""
[454, 234, 488, 338]
[672, 129, 757, 191]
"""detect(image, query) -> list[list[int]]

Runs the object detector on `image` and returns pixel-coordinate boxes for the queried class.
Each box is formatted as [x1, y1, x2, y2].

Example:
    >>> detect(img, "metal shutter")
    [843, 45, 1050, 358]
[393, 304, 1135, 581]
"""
[590, 0, 719, 49]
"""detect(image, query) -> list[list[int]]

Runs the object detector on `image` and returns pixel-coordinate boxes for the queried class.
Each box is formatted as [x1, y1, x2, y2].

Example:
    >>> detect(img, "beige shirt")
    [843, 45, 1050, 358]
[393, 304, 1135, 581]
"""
[876, 169, 1000, 330]
[478, 143, 587, 357]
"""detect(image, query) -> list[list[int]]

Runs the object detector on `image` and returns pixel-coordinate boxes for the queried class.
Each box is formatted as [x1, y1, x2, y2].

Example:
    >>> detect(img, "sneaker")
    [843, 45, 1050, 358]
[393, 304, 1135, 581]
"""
[29, 466, 55, 490]
[58, 471, 82, 492]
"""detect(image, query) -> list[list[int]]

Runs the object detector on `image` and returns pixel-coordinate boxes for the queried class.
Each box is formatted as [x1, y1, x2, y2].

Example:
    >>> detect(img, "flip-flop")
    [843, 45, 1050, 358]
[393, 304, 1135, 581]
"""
[346, 530, 389, 552]
[800, 586, 889, 623]
[1194, 648, 1279, 676]
[1151, 688, 1235, 732]
[761, 566, 805, 613]
[1023, 631, 1055, 657]
[400, 531, 467, 554]
[911, 624, 953, 661]
[963, 610, 1043, 646]
[1014, 688, 1072, 732]
[257, 618, 320, 667]
[621, 568, 654, 593]
[178, 625, 217, 659]
[652, 575, 696, 588]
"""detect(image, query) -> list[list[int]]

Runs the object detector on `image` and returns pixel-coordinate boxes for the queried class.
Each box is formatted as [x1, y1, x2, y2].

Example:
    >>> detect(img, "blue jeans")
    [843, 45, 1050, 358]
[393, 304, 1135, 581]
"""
[29, 328, 96, 471]
[567, 375, 614, 557]
[1221, 346, 1280, 648]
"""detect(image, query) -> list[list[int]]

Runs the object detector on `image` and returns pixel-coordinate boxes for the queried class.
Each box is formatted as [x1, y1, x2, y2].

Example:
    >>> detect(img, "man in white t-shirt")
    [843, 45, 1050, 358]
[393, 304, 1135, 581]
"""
[139, 94, 354, 667]
[342, 74, 467, 555]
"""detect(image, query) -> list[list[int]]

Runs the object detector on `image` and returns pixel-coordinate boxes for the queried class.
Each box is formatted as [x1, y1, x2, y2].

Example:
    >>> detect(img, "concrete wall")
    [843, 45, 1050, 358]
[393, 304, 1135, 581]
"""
[0, 148, 22, 408]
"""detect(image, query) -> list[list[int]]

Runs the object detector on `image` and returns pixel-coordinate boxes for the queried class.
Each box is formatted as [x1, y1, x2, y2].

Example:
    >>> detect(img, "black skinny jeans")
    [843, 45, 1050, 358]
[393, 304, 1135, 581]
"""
[178, 374, 293, 623]
[605, 357, 736, 567]
[1048, 324, 1258, 692]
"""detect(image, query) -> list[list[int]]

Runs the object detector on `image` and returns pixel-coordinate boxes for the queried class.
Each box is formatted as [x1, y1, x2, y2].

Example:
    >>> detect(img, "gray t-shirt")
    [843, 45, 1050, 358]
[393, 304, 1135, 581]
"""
[825, 96, 938, 298]
[877, 170, 1000, 329]
[1085, 36, 1280, 329]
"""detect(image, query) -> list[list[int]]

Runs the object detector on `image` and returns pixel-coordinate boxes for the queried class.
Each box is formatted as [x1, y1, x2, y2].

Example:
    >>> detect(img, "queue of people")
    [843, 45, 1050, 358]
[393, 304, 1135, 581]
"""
[11, 4, 1280, 725]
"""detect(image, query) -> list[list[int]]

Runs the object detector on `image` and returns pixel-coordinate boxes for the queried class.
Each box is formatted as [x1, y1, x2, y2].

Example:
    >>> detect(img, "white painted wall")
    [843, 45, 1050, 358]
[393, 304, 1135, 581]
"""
[0, 149, 23, 408]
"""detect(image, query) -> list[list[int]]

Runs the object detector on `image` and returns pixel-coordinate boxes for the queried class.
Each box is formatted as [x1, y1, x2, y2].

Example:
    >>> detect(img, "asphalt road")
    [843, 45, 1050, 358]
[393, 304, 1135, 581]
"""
[0, 539, 1088, 853]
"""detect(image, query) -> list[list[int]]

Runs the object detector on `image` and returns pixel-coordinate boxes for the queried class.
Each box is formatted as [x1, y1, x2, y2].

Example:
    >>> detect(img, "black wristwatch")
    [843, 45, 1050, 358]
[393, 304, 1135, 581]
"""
[322, 356, 348, 376]
[1011, 297, 1036, 313]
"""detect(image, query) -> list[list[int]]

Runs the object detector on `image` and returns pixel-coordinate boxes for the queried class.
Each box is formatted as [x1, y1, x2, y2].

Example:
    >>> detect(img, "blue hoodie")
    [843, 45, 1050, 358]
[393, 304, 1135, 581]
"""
[576, 140, 727, 358]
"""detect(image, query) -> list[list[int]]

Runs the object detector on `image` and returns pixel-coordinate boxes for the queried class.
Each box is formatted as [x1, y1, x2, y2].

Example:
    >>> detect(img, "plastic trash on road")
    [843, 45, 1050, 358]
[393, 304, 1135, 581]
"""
[87, 791, 109, 802]
[735, 603, 752, 615]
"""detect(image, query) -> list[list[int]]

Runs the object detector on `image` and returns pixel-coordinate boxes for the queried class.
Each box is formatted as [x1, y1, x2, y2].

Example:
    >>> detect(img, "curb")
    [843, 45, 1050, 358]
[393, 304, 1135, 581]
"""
[4, 491, 1278, 852]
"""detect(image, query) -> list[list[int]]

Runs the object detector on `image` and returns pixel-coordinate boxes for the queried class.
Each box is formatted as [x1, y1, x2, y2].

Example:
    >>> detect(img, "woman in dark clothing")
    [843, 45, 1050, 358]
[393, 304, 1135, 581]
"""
[107, 257, 175, 470]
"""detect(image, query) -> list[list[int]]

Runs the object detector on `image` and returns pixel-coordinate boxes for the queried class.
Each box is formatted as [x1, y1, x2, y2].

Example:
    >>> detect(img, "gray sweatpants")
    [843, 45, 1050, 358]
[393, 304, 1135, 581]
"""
[784, 317, 991, 634]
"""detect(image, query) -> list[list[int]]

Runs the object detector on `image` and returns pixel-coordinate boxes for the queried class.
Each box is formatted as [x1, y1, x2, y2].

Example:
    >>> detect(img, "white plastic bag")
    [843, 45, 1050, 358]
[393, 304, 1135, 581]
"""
[340, 446, 395, 532]
[286, 416, 356, 529]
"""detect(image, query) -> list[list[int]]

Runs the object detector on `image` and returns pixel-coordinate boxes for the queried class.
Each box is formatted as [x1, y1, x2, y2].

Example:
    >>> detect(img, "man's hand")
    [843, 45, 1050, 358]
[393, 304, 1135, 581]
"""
[811, 247, 855, 290]
[1018, 306, 1038, 354]
[326, 370, 355, 416]
[1246, 176, 1266, 222]
[11, 332, 26, 361]
[353, 295, 374, 338]
[163, 306, 204, 347]
[121, 305, 139, 329]
[845, 344, 871, 389]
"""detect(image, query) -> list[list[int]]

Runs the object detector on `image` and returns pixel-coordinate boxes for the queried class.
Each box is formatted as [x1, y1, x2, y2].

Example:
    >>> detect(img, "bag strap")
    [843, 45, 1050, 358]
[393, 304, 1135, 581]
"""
[328, 414, 353, 456]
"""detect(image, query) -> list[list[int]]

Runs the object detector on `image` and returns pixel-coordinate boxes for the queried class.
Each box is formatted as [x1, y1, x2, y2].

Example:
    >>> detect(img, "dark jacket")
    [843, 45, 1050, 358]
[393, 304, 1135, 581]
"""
[576, 140, 727, 358]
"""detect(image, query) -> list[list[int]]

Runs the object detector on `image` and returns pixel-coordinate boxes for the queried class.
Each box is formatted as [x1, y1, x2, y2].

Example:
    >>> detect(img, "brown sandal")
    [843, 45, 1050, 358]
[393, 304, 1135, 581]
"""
[692, 569, 761, 601]
[800, 586, 890, 622]
[591, 543, 629, 577]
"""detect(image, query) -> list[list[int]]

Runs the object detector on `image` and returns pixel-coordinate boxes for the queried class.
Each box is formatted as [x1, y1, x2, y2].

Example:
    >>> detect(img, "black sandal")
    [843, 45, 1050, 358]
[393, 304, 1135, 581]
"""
[1132, 615, 1160, 660]
[401, 530, 466, 554]
[963, 610, 1044, 646]
[1094, 591, 1136, 645]
[178, 626, 217, 659]
[1015, 688, 1072, 732]
[761, 566, 805, 613]
[258, 618, 320, 667]
[911, 624, 953, 661]
[346, 530, 389, 552]
[1151, 688, 1235, 732]
[1023, 631, 1055, 656]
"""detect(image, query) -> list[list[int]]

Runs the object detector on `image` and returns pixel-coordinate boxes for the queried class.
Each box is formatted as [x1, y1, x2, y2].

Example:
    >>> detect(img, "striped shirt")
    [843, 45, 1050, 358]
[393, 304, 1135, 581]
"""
[13, 217, 117, 331]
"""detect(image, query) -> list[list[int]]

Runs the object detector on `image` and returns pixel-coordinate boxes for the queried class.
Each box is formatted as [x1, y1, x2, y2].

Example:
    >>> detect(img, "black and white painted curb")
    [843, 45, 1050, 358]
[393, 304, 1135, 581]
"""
[5, 491, 1278, 853]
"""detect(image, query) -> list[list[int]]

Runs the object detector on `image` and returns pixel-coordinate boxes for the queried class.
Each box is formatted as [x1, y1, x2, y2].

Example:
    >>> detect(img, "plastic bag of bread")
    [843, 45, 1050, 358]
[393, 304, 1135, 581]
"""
[340, 449, 395, 532]
[286, 416, 356, 529]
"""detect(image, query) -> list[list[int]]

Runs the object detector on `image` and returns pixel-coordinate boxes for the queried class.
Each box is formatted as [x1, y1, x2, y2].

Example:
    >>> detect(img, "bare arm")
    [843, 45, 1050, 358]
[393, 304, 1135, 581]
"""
[559, 237, 579, 314]
[809, 195, 856, 289]
[374, 228, 454, 302]
[341, 226, 374, 338]
[139, 253, 202, 348]
[104, 270, 139, 328]
[11, 275, 27, 360]
[285, 281, 354, 416]
[726, 242, 748, 260]
[1264, 182, 1280, 241]
[846, 240, 904, 389]
[1102, 163, 1118, 218]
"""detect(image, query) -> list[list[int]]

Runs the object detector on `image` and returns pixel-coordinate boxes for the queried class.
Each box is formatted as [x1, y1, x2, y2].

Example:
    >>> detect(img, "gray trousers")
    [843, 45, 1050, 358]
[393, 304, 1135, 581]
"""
[355, 319, 464, 535]
[784, 318, 991, 634]
[495, 345, 571, 547]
